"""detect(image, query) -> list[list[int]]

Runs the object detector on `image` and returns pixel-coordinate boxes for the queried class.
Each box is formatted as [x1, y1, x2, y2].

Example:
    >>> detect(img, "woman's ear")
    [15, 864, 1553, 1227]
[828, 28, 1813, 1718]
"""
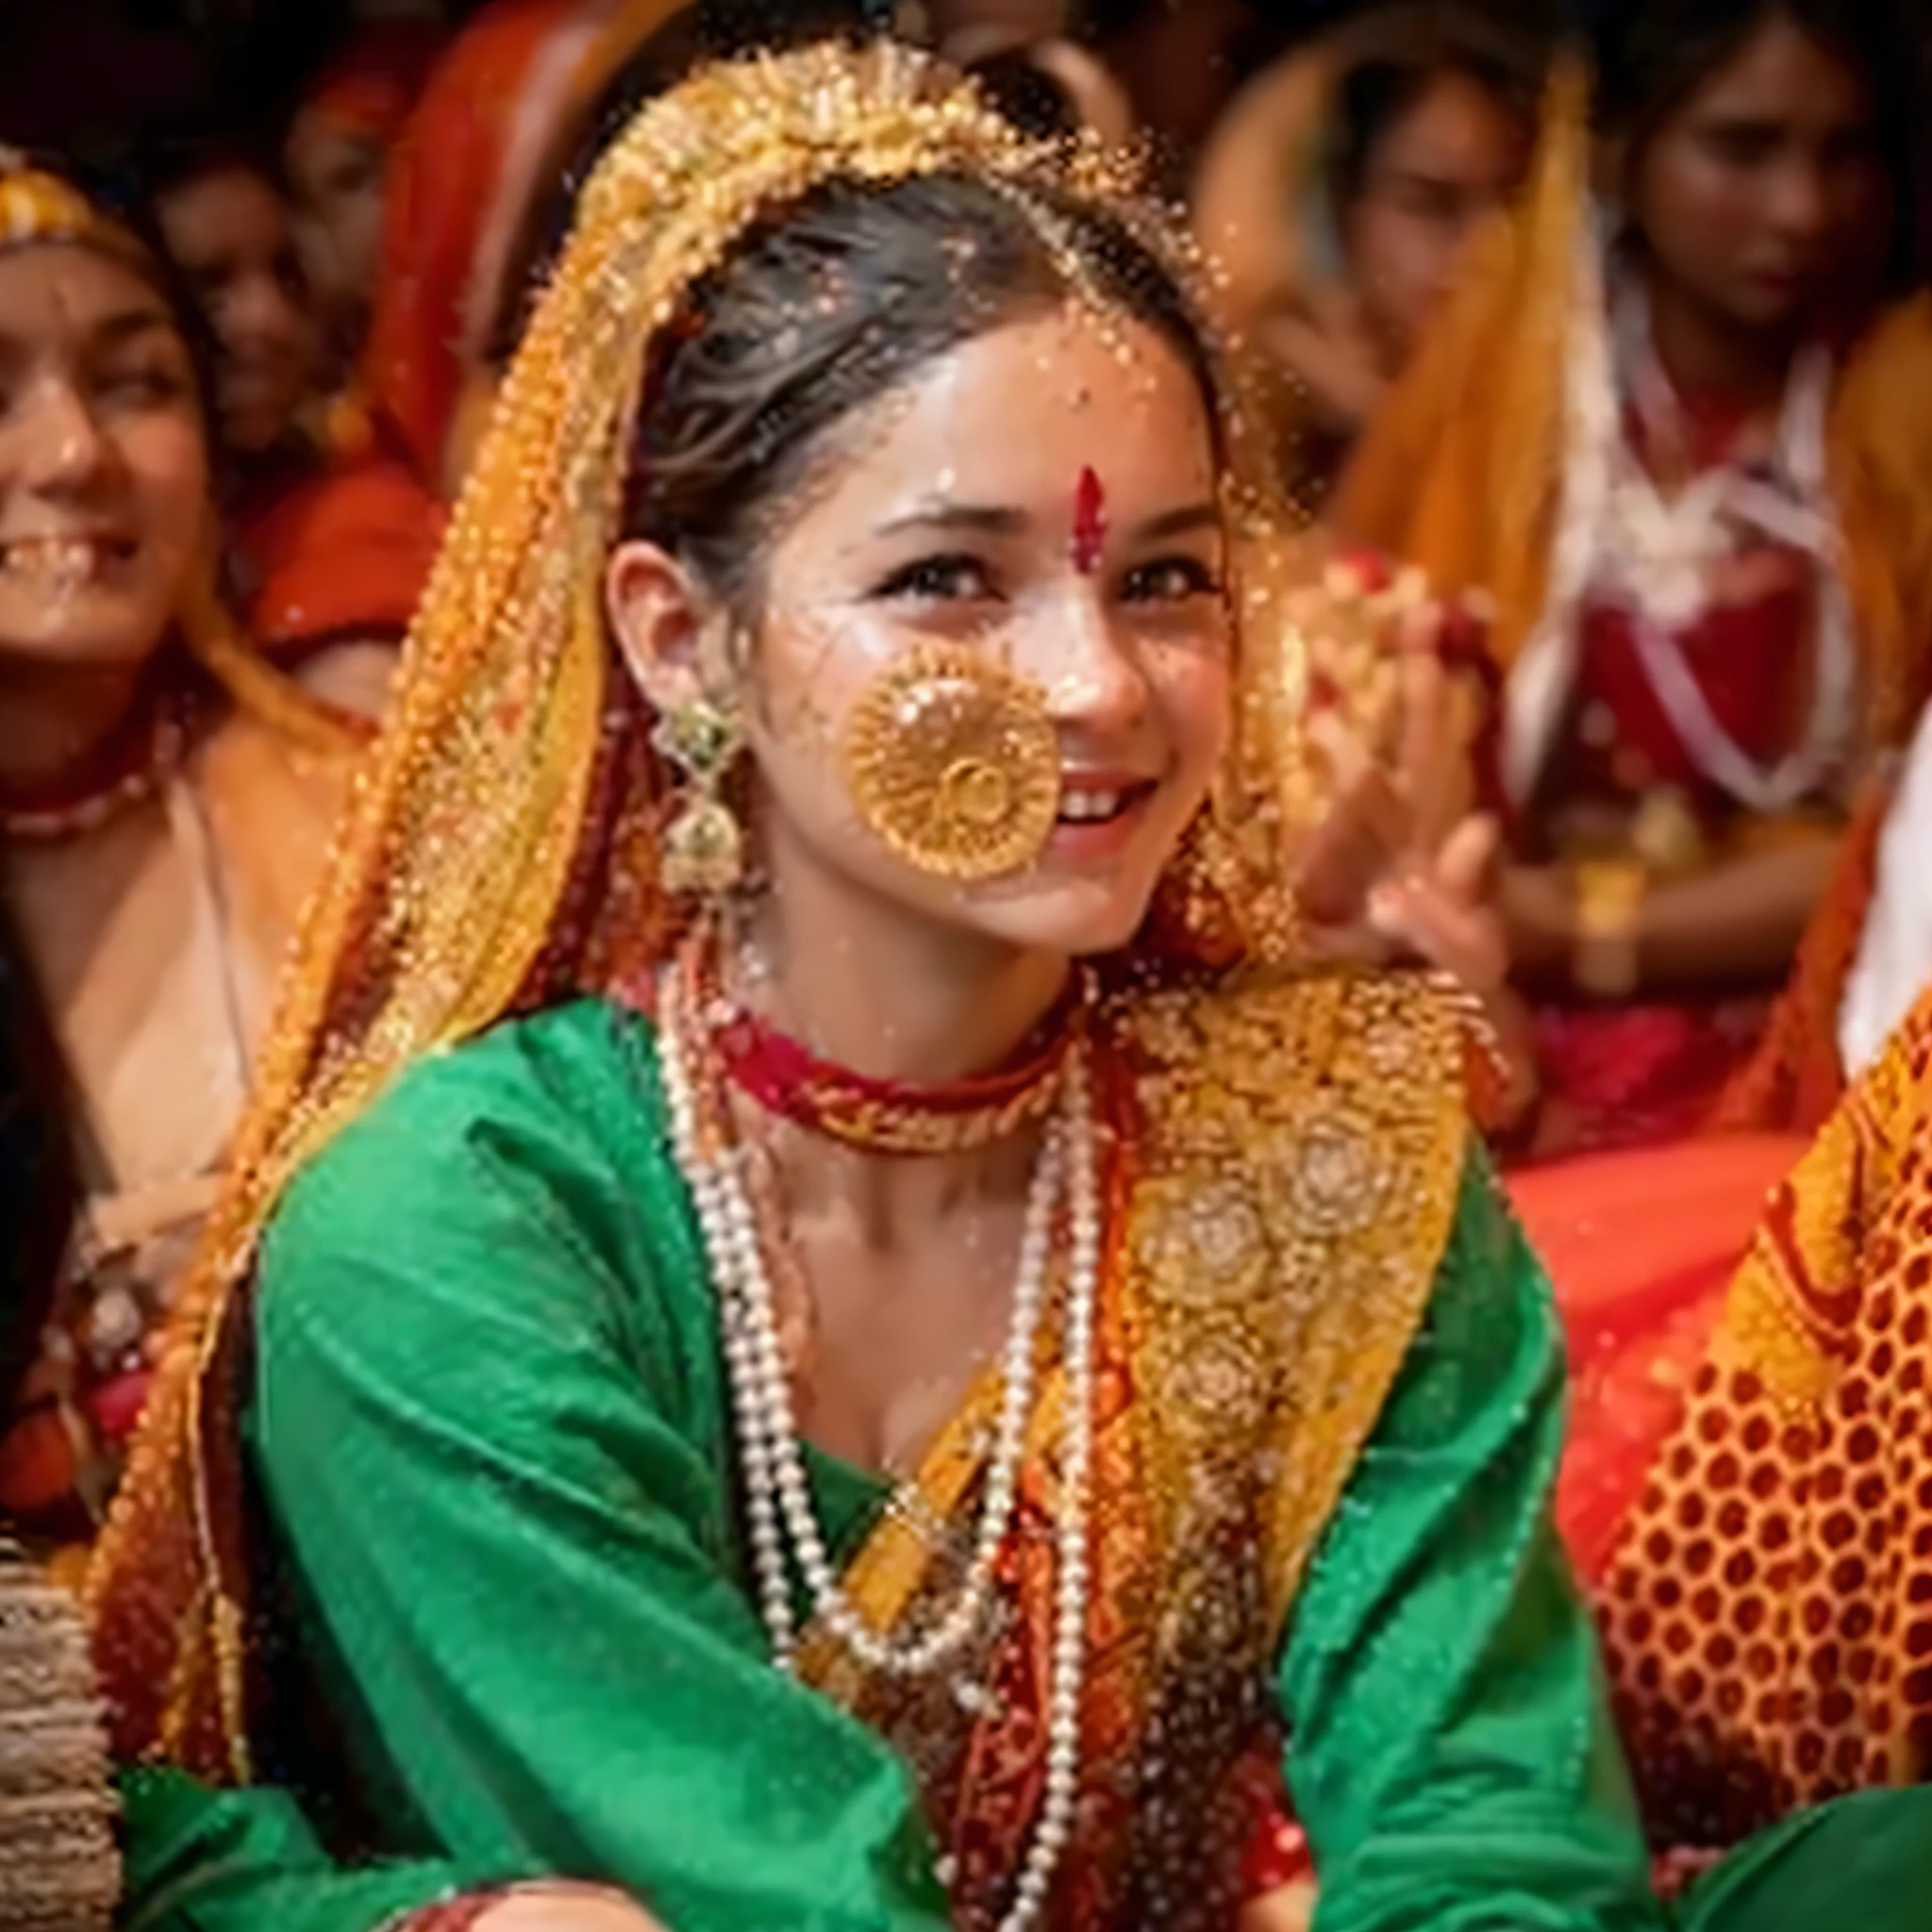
[606, 539, 712, 717]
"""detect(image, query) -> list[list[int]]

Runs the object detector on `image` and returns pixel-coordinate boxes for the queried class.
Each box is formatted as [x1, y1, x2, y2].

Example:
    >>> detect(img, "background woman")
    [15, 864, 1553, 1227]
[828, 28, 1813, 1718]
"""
[283, 15, 447, 394]
[0, 158, 383, 1570]
[246, 0, 701, 669]
[95, 46, 1660, 1932]
[1338, 0, 1932, 1159]
[1195, 1, 1544, 509]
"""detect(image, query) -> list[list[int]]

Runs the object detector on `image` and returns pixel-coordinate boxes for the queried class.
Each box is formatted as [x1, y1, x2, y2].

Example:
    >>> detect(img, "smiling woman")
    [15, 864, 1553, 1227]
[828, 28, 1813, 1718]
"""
[87, 42, 1668, 1932]
[0, 158, 378, 1571]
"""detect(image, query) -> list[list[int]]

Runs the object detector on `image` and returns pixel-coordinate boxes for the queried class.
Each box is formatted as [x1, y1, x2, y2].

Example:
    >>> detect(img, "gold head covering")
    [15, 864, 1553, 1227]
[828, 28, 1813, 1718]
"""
[0, 152, 361, 758]
[0, 150, 150, 271]
[88, 39, 1316, 1778]
[1334, 55, 1932, 754]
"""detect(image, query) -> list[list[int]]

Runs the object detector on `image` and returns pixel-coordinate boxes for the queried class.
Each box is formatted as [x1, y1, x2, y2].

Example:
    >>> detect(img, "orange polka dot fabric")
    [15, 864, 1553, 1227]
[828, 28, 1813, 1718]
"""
[1597, 987, 1932, 1849]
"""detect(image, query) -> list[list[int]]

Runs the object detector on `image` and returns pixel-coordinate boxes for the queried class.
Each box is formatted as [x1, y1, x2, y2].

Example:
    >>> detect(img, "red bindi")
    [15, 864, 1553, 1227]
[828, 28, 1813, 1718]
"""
[1071, 465, 1108, 575]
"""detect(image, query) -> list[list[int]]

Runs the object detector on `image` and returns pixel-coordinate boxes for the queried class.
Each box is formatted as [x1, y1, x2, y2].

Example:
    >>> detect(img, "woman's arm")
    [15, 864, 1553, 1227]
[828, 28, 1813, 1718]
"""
[119, 1767, 458, 1932]
[240, 1039, 951, 1932]
[1277, 1146, 1662, 1932]
[122, 1767, 670, 1932]
[1504, 835, 1840, 995]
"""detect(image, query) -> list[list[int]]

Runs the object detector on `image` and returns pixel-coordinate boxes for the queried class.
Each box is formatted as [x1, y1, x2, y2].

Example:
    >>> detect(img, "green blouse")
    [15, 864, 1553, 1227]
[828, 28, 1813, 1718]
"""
[120, 997, 1661, 1932]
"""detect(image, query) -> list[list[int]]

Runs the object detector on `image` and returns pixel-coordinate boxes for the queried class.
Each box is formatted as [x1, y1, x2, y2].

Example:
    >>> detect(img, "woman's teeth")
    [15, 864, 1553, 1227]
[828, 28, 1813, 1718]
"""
[1059, 788, 1129, 824]
[0, 537, 114, 585]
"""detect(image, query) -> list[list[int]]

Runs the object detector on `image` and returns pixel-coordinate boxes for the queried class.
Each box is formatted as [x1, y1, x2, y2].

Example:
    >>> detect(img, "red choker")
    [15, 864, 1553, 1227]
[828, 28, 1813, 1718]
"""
[676, 947, 1089, 1157]
[0, 695, 186, 842]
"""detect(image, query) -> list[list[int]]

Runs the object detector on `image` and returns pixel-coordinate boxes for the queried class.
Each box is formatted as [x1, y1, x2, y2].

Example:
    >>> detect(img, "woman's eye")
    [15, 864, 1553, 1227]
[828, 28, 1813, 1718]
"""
[1122, 556, 1224, 604]
[872, 553, 999, 603]
[98, 365, 187, 408]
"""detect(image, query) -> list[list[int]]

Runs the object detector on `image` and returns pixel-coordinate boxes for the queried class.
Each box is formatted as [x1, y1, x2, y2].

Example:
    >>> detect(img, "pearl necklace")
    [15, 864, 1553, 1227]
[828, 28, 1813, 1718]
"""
[658, 964, 1099, 1931]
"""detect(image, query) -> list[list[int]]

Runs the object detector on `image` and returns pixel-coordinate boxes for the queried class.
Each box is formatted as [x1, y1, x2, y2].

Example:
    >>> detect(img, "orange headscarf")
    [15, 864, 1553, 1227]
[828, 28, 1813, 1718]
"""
[300, 19, 446, 149]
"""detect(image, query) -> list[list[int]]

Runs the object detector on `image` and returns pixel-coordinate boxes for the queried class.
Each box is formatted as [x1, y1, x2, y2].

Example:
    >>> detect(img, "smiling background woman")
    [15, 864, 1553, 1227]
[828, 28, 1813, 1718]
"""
[0, 158, 380, 1568]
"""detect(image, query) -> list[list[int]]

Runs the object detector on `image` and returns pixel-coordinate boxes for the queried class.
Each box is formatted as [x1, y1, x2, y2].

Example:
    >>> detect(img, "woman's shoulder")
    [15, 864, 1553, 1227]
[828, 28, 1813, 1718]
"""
[1110, 958, 1467, 1107]
[265, 999, 659, 1263]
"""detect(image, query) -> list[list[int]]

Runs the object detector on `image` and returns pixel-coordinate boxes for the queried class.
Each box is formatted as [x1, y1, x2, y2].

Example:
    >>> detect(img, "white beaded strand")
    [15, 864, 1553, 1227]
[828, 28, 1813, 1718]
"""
[662, 962, 1071, 1676]
[1008, 1041, 1097, 1931]
[657, 960, 1097, 1931]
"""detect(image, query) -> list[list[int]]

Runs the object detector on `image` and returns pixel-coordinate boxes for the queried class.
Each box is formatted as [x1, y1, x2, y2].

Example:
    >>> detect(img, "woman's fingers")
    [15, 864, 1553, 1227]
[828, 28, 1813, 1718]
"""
[1435, 811, 1501, 904]
[1391, 645, 1453, 839]
[1367, 862, 1508, 991]
[1298, 713, 1411, 924]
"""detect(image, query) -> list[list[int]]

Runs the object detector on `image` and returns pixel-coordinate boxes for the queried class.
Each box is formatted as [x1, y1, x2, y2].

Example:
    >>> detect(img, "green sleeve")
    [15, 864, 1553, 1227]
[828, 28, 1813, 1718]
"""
[243, 1010, 949, 1932]
[1280, 1147, 1663, 1932]
[118, 1766, 459, 1932]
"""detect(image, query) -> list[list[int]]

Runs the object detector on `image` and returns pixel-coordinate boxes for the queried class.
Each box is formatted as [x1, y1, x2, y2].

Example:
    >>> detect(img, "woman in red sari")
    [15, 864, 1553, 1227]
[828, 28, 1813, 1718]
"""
[284, 18, 446, 395]
[247, 0, 702, 668]
[1337, 0, 1932, 1162]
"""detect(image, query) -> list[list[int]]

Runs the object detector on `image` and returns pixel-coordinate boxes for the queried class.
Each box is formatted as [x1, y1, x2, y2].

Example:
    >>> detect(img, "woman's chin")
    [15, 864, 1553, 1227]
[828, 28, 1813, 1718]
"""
[960, 872, 1163, 962]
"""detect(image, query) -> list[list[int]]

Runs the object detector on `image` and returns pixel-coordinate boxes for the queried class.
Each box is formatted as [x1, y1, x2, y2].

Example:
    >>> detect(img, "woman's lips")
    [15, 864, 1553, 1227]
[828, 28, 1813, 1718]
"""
[1044, 775, 1158, 859]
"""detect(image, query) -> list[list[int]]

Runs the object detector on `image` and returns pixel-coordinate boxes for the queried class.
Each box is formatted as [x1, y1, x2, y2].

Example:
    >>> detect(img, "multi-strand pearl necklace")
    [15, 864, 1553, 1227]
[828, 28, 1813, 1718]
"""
[658, 961, 1100, 1931]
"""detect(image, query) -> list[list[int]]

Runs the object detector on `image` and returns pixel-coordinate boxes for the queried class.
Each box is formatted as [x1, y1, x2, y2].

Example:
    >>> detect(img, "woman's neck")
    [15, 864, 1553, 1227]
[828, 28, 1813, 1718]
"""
[1641, 267, 1799, 416]
[0, 659, 147, 791]
[726, 838, 1072, 1233]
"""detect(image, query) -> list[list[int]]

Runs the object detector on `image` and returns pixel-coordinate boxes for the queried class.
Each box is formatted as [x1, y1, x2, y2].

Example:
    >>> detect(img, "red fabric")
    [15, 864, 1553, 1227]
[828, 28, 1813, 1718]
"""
[1508, 1133, 1806, 1586]
[1550, 394, 1819, 818]
[362, 0, 587, 485]
[241, 452, 446, 655]
[305, 21, 446, 147]
[1524, 993, 1775, 1160]
[1568, 573, 1813, 809]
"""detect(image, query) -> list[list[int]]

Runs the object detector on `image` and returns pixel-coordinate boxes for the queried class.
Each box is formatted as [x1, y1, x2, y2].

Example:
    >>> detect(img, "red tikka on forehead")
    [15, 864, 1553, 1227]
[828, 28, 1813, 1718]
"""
[1071, 464, 1108, 575]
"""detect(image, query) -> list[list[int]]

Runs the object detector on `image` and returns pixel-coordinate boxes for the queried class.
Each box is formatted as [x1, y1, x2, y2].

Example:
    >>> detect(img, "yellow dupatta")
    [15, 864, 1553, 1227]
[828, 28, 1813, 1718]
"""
[799, 969, 1466, 1926]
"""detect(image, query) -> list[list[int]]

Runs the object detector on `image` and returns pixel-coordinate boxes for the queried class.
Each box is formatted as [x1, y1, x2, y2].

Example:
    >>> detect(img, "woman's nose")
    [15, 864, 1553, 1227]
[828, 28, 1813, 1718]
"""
[8, 376, 111, 493]
[1030, 589, 1150, 732]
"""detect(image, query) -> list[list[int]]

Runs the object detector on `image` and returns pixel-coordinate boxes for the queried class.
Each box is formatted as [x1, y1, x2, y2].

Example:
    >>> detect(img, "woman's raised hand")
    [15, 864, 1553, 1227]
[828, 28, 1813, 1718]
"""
[1296, 601, 1503, 993]
[1291, 573, 1536, 1124]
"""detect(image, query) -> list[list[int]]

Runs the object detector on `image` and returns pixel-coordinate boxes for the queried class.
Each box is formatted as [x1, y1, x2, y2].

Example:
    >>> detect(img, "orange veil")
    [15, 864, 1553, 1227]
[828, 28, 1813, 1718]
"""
[87, 42, 1317, 1782]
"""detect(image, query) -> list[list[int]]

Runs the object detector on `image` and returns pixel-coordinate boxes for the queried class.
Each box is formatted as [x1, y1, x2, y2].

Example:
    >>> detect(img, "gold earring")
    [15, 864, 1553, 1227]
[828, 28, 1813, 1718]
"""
[841, 642, 1060, 881]
[654, 690, 745, 896]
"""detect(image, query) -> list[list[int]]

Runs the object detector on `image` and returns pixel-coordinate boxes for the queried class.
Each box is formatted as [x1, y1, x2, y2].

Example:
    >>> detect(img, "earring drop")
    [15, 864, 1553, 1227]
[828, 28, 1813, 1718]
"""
[655, 691, 745, 895]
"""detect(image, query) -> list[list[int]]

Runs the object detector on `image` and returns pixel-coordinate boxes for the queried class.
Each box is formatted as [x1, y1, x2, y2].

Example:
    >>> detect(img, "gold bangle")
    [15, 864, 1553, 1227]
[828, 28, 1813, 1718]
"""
[1571, 860, 1646, 1001]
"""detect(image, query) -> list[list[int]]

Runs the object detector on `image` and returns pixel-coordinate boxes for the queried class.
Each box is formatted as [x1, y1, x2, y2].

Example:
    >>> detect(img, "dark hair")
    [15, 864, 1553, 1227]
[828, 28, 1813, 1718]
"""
[1601, 0, 1915, 282]
[0, 906, 74, 1418]
[967, 54, 1083, 140]
[1328, 3, 1548, 209]
[623, 169, 1220, 612]
[126, 113, 290, 209]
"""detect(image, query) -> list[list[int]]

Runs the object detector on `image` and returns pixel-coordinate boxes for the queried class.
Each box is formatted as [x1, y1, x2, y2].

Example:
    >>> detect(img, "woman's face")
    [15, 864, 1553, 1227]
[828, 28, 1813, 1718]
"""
[0, 245, 208, 671]
[1631, 14, 1887, 338]
[156, 165, 318, 457]
[623, 302, 1232, 962]
[1343, 69, 1527, 363]
[286, 111, 391, 342]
